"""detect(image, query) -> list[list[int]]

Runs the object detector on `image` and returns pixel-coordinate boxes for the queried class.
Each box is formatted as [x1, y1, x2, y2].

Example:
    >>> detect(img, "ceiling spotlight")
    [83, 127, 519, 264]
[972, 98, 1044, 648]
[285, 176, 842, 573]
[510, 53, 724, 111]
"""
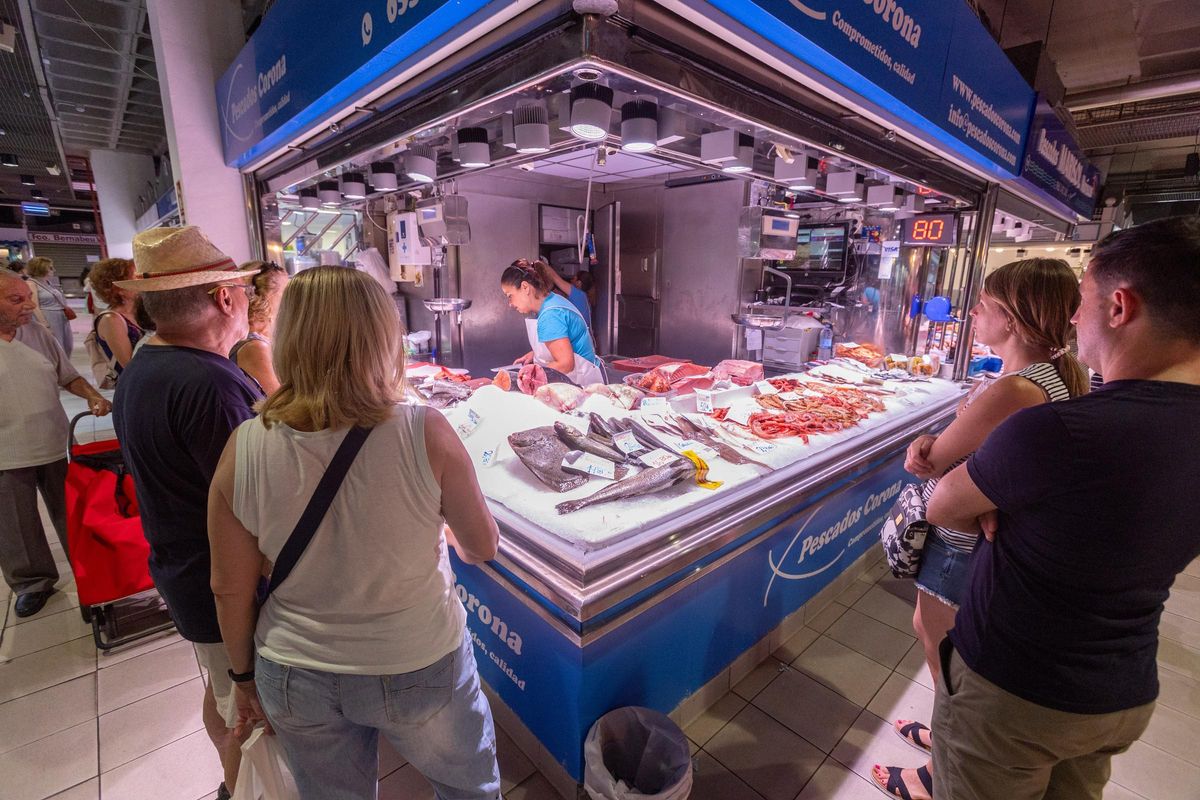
[405, 146, 437, 183]
[340, 171, 367, 200]
[701, 129, 749, 165]
[31, 189, 45, 199]
[773, 153, 819, 191]
[865, 183, 903, 210]
[317, 180, 341, 207]
[369, 161, 398, 191]
[903, 194, 926, 214]
[569, 83, 613, 141]
[620, 100, 658, 153]
[1, 154, 17, 167]
[299, 187, 319, 209]
[825, 170, 863, 198]
[456, 127, 491, 168]
[513, 104, 550, 154]
[45, 163, 61, 176]
[722, 138, 755, 173]
[20, 174, 35, 186]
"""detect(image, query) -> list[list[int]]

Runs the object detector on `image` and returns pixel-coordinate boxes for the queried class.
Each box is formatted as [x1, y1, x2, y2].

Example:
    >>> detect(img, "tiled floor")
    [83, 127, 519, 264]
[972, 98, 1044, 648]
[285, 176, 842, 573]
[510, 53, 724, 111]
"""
[2, 306, 1198, 798]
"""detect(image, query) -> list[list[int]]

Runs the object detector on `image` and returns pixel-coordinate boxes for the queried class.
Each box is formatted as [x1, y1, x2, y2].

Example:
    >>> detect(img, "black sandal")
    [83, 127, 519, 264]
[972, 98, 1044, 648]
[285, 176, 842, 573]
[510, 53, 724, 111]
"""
[872, 764, 933, 800]
[894, 719, 933, 752]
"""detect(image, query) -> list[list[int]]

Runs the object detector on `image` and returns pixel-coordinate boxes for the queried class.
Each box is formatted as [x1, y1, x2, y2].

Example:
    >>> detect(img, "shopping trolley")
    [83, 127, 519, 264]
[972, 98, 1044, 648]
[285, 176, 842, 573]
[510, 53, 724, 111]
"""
[65, 412, 175, 650]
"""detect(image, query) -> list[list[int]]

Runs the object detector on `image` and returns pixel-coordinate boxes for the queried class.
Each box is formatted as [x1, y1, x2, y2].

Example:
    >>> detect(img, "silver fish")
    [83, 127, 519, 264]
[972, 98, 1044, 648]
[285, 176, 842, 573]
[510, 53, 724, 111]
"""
[674, 415, 774, 471]
[554, 422, 629, 463]
[508, 427, 588, 493]
[556, 459, 695, 514]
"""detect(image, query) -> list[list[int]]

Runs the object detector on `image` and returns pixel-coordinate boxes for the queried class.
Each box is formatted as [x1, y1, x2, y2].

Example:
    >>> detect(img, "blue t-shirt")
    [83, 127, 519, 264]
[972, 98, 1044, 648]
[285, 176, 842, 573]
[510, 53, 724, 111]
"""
[113, 345, 263, 643]
[952, 380, 1200, 714]
[537, 292, 598, 367]
[567, 286, 593, 330]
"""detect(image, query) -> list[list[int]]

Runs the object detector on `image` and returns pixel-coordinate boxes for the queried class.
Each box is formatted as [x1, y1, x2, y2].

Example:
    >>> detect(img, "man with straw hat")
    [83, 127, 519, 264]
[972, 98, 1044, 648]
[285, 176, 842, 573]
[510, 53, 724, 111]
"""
[113, 226, 264, 799]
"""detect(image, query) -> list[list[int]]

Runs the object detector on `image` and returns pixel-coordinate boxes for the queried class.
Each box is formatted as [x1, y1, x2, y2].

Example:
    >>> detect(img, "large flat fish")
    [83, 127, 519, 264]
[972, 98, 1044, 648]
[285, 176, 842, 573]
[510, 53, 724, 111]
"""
[556, 459, 695, 514]
[508, 427, 588, 493]
[554, 422, 629, 463]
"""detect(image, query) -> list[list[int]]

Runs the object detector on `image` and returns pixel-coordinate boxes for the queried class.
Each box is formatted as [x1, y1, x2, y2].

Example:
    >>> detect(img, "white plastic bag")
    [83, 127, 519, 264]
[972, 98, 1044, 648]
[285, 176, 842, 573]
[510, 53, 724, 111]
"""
[583, 707, 693, 800]
[231, 726, 300, 800]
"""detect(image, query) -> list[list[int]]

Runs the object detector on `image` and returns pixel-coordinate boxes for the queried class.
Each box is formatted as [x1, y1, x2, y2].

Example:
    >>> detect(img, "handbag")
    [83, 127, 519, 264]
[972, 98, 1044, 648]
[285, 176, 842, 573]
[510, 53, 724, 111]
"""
[257, 425, 372, 604]
[880, 482, 931, 578]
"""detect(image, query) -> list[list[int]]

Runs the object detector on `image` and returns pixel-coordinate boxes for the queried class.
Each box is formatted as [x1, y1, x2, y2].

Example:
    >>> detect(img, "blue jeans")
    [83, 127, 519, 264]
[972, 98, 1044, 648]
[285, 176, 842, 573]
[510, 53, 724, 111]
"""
[914, 532, 975, 608]
[255, 631, 500, 800]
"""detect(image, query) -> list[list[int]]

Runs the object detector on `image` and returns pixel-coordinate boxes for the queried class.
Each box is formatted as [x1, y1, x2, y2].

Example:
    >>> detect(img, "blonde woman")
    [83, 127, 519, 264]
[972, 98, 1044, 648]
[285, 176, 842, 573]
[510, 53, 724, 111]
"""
[89, 258, 144, 376]
[229, 261, 288, 394]
[874, 258, 1089, 800]
[24, 256, 74, 354]
[208, 267, 501, 799]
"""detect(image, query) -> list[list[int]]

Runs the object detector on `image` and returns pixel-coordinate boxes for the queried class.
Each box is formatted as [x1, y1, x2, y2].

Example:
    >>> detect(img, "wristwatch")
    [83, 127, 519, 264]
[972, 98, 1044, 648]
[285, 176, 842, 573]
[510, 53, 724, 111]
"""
[227, 668, 256, 683]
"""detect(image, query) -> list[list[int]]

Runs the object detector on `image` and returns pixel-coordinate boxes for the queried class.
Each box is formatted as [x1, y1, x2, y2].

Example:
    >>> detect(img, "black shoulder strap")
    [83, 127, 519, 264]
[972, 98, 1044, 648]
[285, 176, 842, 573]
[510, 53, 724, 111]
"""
[261, 425, 372, 601]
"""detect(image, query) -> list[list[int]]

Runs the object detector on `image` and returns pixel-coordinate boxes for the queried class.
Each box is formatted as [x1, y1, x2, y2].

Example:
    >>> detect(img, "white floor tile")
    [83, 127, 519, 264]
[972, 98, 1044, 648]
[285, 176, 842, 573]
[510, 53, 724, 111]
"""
[896, 641, 935, 689]
[1160, 611, 1200, 651]
[46, 778, 99, 799]
[807, 602, 849, 633]
[1156, 638, 1200, 681]
[866, 674, 937, 728]
[1156, 667, 1200, 719]
[99, 729, 223, 800]
[1166, 574, 1199, 622]
[1111, 740, 1200, 800]
[831, 710, 925, 785]
[1183, 558, 1200, 580]
[836, 579, 872, 608]
[731, 657, 787, 701]
[99, 676, 206, 772]
[773, 625, 820, 665]
[506, 773, 565, 800]
[705, 704, 824, 800]
[0, 636, 95, 704]
[97, 639, 200, 714]
[0, 719, 98, 800]
[0, 606, 91, 661]
[690, 750, 766, 800]
[1138, 702, 1200, 765]
[852, 584, 918, 634]
[378, 734, 407, 778]
[0, 674, 96, 755]
[1103, 781, 1148, 799]
[378, 763, 436, 800]
[6, 588, 80, 626]
[496, 725, 536, 794]
[684, 691, 747, 747]
[826, 608, 916, 669]
[795, 758, 883, 800]
[96, 629, 184, 669]
[792, 635, 893, 707]
[752, 667, 862, 753]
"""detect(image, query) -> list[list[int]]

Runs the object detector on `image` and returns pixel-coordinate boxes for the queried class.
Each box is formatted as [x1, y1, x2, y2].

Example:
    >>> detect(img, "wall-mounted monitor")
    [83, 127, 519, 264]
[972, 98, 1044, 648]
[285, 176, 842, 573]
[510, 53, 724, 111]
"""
[782, 222, 850, 277]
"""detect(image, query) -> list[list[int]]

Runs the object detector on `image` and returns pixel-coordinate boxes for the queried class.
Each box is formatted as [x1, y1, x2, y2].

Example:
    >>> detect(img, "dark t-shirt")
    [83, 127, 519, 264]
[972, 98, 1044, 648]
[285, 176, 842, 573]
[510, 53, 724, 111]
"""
[952, 380, 1200, 714]
[113, 345, 262, 642]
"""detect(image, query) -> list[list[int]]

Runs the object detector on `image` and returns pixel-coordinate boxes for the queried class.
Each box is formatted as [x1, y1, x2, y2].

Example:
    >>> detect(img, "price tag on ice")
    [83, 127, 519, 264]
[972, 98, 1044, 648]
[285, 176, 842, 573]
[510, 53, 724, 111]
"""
[725, 402, 757, 427]
[640, 397, 668, 411]
[695, 389, 714, 414]
[755, 380, 778, 395]
[638, 448, 679, 468]
[679, 440, 720, 460]
[778, 391, 800, 401]
[478, 443, 500, 468]
[613, 430, 642, 454]
[749, 440, 777, 454]
[455, 408, 481, 438]
[561, 452, 617, 480]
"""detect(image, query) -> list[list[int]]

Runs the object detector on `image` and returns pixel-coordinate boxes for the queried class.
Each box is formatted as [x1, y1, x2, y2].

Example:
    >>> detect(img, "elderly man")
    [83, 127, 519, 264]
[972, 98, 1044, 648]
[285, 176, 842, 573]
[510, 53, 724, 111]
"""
[0, 270, 110, 617]
[112, 228, 262, 800]
[927, 216, 1200, 800]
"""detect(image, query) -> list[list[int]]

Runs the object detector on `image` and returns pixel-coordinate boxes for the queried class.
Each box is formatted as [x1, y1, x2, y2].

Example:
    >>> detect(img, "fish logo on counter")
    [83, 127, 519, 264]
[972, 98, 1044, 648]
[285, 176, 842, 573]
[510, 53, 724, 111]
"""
[763, 479, 902, 605]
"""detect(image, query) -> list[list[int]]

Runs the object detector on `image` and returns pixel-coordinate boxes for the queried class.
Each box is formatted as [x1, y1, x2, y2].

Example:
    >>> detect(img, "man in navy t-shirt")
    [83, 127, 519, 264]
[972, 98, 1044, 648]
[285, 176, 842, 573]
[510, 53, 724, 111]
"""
[112, 226, 262, 800]
[926, 216, 1200, 800]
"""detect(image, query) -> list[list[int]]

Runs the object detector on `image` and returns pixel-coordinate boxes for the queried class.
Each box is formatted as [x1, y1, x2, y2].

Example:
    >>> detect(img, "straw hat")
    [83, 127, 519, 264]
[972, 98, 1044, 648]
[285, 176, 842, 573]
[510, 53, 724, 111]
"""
[115, 226, 257, 291]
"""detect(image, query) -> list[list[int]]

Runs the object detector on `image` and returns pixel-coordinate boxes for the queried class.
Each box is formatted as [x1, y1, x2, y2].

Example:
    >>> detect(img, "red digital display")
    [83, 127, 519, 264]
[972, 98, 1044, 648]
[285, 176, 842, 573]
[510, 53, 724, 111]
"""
[902, 213, 957, 247]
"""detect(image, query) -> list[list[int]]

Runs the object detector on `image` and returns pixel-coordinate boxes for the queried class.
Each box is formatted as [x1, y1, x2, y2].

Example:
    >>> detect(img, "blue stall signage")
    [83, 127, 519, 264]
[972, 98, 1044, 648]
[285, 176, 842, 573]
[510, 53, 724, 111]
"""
[1019, 98, 1100, 219]
[216, 0, 512, 169]
[688, 0, 1035, 177]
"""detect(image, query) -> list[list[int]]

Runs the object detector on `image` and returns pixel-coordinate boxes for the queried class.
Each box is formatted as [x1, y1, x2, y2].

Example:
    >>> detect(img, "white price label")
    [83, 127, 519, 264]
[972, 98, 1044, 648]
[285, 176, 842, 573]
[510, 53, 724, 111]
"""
[695, 389, 714, 414]
[562, 452, 617, 480]
[640, 397, 669, 411]
[478, 443, 500, 468]
[778, 391, 800, 401]
[749, 440, 777, 454]
[613, 430, 642, 454]
[755, 380, 778, 395]
[725, 402, 757, 426]
[638, 448, 679, 468]
[802, 389, 823, 398]
[679, 440, 720, 460]
[455, 408, 481, 438]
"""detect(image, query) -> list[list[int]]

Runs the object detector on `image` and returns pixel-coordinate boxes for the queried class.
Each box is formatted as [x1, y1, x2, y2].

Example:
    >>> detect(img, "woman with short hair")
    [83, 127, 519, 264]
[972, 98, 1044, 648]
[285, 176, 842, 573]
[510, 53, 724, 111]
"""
[208, 266, 501, 799]
[24, 256, 74, 355]
[89, 258, 144, 377]
[229, 261, 288, 394]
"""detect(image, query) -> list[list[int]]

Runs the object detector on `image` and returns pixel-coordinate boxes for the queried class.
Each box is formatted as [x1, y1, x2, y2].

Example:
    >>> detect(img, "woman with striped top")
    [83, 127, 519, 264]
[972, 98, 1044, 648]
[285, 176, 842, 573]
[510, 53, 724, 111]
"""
[874, 258, 1089, 800]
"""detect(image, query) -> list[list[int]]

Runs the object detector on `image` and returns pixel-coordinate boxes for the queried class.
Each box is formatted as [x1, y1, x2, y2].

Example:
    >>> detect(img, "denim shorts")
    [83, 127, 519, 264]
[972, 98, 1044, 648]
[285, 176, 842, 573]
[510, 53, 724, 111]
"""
[915, 532, 975, 608]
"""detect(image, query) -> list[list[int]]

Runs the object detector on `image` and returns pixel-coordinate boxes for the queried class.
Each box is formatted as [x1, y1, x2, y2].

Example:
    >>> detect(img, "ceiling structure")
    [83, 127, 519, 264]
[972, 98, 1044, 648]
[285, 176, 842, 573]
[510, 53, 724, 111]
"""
[974, 0, 1200, 215]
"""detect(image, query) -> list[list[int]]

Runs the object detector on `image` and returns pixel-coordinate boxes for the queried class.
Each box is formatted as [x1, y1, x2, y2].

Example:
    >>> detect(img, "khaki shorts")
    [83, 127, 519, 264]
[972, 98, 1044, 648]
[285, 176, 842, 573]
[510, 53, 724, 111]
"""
[194, 642, 238, 729]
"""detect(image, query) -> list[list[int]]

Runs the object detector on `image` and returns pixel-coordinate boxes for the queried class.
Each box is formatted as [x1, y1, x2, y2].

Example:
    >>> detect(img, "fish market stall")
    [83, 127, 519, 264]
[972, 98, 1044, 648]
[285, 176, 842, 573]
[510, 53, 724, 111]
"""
[221, 0, 1037, 790]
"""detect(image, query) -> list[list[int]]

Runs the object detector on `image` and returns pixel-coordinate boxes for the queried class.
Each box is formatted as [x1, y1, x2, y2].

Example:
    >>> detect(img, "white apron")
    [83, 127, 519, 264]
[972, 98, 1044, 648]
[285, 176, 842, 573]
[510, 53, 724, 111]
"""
[525, 302, 604, 386]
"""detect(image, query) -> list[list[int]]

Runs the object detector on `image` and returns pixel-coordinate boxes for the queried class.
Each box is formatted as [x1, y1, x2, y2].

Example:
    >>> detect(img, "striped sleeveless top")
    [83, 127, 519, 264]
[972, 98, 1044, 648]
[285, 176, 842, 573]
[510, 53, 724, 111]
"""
[923, 362, 1070, 552]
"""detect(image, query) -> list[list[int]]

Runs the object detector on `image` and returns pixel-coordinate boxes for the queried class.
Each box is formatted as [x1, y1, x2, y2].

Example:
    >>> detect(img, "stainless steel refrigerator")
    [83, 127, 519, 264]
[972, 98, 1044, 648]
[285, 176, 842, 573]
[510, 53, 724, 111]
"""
[593, 200, 660, 358]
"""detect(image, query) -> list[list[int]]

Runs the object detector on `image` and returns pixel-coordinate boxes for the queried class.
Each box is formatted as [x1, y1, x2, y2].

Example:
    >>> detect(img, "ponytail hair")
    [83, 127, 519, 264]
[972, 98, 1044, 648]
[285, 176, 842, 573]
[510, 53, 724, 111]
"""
[983, 258, 1090, 398]
[501, 258, 551, 296]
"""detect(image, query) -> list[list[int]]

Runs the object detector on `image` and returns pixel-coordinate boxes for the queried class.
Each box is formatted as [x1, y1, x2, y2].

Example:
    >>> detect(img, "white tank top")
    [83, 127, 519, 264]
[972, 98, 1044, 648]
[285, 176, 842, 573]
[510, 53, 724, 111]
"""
[232, 404, 466, 675]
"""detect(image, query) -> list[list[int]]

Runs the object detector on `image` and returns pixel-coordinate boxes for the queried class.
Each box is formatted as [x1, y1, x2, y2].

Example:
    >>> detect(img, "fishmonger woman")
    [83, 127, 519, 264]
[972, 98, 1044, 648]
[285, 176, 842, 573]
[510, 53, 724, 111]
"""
[501, 261, 603, 385]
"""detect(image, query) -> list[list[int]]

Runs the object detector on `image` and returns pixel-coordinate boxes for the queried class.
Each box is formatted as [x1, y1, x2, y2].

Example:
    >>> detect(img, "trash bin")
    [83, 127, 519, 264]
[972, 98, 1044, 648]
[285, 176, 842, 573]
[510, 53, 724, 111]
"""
[583, 706, 693, 800]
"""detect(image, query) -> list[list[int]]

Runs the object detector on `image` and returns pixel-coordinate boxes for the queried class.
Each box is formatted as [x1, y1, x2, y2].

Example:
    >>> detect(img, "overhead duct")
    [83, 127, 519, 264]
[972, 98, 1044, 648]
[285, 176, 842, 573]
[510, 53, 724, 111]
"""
[1066, 71, 1200, 111]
